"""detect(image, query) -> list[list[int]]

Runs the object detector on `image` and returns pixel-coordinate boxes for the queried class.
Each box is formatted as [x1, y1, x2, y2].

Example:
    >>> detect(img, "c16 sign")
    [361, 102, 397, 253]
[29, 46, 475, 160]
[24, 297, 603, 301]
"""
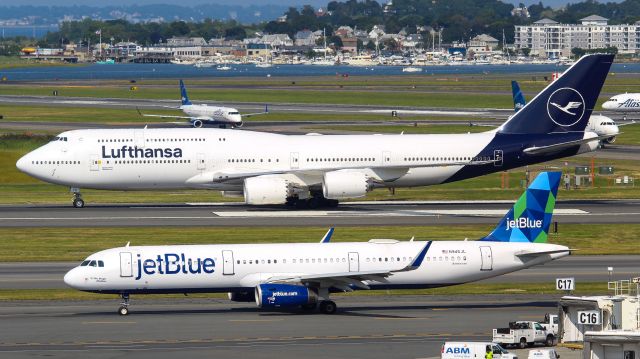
[577, 310, 601, 325]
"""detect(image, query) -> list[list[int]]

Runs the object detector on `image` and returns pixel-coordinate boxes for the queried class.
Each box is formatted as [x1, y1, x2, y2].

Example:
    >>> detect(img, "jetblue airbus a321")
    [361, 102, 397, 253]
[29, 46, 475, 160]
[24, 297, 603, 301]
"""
[17, 55, 613, 208]
[64, 172, 570, 315]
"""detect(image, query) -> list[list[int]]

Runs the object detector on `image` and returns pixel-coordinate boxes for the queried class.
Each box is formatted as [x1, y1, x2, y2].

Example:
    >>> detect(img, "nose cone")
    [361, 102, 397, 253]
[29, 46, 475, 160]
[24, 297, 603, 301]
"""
[232, 115, 242, 125]
[63, 268, 84, 289]
[602, 101, 614, 110]
[16, 153, 31, 174]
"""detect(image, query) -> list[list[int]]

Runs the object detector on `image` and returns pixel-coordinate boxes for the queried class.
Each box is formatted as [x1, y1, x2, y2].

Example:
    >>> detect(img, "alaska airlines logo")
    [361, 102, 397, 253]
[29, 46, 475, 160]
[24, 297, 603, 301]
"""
[135, 253, 215, 280]
[506, 217, 543, 230]
[102, 146, 183, 159]
[546, 87, 585, 127]
[619, 99, 640, 108]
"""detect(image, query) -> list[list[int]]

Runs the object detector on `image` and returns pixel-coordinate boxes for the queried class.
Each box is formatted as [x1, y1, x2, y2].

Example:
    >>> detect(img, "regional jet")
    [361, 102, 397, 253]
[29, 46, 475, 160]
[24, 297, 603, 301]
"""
[511, 80, 621, 145]
[602, 93, 640, 121]
[17, 54, 614, 208]
[138, 80, 267, 128]
[63, 172, 570, 315]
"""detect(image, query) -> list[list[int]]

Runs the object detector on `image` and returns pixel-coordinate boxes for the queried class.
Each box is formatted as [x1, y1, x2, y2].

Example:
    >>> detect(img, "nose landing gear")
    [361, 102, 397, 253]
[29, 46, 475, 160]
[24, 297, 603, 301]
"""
[118, 293, 130, 315]
[71, 188, 84, 208]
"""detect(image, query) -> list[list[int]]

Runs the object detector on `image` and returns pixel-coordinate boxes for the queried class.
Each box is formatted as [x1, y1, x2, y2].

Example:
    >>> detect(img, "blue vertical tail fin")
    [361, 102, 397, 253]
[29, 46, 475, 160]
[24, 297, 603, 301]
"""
[511, 80, 526, 112]
[481, 172, 561, 243]
[499, 54, 613, 134]
[179, 80, 192, 106]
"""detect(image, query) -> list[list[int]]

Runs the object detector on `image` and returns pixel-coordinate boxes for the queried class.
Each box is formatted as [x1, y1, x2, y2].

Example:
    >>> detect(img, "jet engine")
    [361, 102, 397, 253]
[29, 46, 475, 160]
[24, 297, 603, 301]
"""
[322, 171, 370, 200]
[233, 121, 243, 128]
[228, 291, 255, 302]
[192, 119, 204, 128]
[255, 283, 318, 308]
[605, 136, 616, 144]
[243, 176, 289, 205]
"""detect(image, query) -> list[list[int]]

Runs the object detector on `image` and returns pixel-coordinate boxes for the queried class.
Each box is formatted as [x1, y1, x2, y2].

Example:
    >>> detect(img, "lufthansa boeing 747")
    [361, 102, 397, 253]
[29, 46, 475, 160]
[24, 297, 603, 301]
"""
[17, 54, 614, 208]
[63, 172, 570, 315]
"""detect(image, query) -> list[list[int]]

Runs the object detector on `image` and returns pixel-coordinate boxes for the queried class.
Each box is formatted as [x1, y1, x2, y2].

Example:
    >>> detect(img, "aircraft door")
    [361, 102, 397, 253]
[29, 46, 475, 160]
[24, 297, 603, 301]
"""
[493, 150, 503, 167]
[348, 252, 359, 272]
[383, 151, 391, 165]
[480, 246, 493, 271]
[120, 252, 133, 277]
[90, 155, 100, 171]
[290, 152, 299, 169]
[134, 129, 145, 148]
[222, 250, 234, 275]
[196, 153, 206, 170]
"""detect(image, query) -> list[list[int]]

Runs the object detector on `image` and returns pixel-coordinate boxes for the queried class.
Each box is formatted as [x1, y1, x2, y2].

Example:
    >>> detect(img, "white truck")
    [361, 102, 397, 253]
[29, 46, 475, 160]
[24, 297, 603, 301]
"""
[492, 321, 555, 349]
[442, 342, 517, 359]
[539, 314, 558, 337]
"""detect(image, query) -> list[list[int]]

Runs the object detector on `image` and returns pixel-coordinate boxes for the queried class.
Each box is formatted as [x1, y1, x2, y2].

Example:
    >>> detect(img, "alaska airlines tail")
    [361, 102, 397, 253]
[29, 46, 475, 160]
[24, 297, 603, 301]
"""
[500, 54, 613, 134]
[481, 171, 561, 243]
[179, 80, 192, 106]
[511, 80, 526, 112]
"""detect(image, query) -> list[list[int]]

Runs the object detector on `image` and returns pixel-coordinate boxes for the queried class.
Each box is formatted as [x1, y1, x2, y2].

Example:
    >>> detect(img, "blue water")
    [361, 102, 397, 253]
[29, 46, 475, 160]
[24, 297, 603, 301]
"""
[1, 62, 639, 81]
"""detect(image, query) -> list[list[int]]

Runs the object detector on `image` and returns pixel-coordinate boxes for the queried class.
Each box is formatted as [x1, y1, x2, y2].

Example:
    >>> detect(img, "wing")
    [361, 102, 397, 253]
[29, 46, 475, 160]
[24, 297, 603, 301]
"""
[140, 113, 200, 120]
[242, 104, 269, 118]
[186, 159, 499, 185]
[263, 242, 432, 291]
[617, 120, 636, 127]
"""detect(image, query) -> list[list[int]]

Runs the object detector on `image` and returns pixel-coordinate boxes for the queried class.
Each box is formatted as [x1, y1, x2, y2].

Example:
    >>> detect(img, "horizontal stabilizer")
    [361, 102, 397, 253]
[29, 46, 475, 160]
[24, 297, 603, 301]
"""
[523, 133, 609, 155]
[516, 248, 574, 259]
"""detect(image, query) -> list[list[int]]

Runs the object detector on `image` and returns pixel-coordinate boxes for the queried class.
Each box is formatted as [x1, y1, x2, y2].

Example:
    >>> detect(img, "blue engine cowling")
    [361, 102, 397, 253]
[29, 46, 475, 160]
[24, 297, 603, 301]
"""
[255, 284, 318, 308]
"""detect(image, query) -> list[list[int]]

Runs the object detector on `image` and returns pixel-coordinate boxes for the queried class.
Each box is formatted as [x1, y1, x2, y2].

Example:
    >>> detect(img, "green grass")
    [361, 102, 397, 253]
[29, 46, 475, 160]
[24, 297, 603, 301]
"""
[0, 224, 639, 262]
[0, 56, 79, 71]
[0, 282, 607, 301]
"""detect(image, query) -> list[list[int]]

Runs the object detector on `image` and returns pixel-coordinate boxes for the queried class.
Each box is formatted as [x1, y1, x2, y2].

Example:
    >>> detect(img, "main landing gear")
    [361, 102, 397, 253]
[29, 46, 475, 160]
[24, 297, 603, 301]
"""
[71, 188, 84, 208]
[285, 193, 339, 209]
[118, 293, 130, 315]
[300, 300, 338, 314]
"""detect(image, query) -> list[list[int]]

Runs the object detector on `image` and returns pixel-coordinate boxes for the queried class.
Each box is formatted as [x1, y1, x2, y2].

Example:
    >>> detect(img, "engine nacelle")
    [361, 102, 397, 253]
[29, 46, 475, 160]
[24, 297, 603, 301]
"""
[322, 171, 370, 200]
[605, 136, 616, 144]
[192, 119, 203, 128]
[228, 291, 255, 302]
[255, 283, 318, 308]
[221, 190, 243, 198]
[243, 176, 289, 205]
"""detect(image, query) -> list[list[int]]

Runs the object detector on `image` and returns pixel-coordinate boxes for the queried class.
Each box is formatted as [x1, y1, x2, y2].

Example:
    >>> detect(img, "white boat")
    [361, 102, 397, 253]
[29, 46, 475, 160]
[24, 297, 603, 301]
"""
[344, 55, 378, 67]
[255, 63, 272, 68]
[216, 65, 232, 71]
[402, 66, 422, 73]
[194, 61, 215, 68]
[310, 58, 335, 66]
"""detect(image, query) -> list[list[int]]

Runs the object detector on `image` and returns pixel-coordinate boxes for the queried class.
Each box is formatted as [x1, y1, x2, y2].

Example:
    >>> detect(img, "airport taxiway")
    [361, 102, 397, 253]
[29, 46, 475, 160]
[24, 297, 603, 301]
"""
[1, 255, 636, 290]
[0, 199, 639, 227]
[0, 294, 567, 359]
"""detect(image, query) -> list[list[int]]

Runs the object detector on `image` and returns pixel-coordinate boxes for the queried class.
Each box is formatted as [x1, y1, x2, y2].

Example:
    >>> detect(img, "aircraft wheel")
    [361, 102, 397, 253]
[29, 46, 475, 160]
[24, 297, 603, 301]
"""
[118, 306, 129, 316]
[72, 198, 85, 208]
[319, 300, 337, 314]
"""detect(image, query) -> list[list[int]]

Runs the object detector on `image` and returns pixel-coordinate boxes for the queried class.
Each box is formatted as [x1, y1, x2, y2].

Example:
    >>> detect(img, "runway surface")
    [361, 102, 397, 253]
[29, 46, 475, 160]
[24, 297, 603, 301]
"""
[0, 294, 567, 359]
[0, 199, 639, 227]
[1, 255, 636, 290]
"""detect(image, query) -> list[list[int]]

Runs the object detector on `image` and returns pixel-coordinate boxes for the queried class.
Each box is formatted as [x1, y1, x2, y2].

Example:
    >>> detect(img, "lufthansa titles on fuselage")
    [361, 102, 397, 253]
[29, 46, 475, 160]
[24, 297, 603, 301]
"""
[101, 145, 183, 159]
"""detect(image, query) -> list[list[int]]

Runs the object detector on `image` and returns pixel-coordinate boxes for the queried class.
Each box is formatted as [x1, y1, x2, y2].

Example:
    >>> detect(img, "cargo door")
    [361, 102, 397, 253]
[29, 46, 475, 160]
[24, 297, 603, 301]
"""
[480, 246, 493, 271]
[222, 250, 234, 275]
[119, 252, 133, 277]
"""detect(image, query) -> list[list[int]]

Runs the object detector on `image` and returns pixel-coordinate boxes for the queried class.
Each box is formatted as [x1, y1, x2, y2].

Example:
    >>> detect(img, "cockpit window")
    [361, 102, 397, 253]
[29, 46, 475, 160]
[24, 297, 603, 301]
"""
[89, 260, 97, 267]
[51, 136, 68, 142]
[98, 260, 104, 267]
[80, 260, 90, 266]
[228, 111, 240, 115]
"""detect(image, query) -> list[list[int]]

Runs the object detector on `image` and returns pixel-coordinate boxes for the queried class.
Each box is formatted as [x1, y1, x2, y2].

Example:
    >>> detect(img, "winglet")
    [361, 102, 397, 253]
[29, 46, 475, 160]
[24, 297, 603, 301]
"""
[400, 241, 432, 271]
[320, 227, 334, 243]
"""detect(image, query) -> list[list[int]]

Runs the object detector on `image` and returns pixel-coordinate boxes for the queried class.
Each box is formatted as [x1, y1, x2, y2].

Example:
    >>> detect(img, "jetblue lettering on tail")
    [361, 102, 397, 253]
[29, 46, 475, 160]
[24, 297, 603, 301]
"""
[17, 55, 614, 208]
[63, 172, 571, 315]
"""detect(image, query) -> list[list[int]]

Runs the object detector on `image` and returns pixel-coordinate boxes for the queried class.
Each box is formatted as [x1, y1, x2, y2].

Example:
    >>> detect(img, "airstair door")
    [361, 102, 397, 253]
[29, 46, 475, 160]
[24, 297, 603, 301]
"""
[494, 150, 503, 167]
[134, 129, 145, 148]
[222, 250, 235, 275]
[383, 151, 391, 165]
[348, 252, 360, 272]
[197, 153, 206, 170]
[90, 155, 100, 171]
[480, 246, 493, 271]
[120, 252, 133, 277]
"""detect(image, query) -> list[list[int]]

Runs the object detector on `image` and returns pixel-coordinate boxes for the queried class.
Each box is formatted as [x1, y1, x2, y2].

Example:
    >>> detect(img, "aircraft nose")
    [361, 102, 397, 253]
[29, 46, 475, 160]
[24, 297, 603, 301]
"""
[15, 153, 31, 174]
[63, 268, 84, 289]
[602, 101, 612, 109]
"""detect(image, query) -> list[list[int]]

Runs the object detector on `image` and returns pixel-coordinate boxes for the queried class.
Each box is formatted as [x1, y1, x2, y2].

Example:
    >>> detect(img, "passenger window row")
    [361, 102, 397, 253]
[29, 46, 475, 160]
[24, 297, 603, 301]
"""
[228, 158, 280, 163]
[31, 160, 81, 165]
[108, 159, 191, 164]
[306, 157, 375, 162]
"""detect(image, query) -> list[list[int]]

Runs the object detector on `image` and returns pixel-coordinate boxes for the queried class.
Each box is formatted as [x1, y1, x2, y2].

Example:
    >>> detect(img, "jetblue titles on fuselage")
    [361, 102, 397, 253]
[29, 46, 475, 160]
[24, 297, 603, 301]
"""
[101, 145, 183, 159]
[134, 253, 215, 280]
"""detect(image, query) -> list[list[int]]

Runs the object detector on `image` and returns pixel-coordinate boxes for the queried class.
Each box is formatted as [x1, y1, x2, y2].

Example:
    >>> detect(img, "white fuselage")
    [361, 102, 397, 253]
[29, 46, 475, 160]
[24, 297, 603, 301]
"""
[16, 128, 496, 191]
[587, 114, 619, 141]
[64, 240, 569, 294]
[180, 104, 242, 125]
[602, 93, 640, 112]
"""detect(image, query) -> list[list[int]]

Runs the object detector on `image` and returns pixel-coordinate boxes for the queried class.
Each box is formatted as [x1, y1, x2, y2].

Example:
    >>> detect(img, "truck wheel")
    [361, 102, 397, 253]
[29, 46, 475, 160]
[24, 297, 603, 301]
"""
[546, 335, 555, 347]
[519, 338, 527, 349]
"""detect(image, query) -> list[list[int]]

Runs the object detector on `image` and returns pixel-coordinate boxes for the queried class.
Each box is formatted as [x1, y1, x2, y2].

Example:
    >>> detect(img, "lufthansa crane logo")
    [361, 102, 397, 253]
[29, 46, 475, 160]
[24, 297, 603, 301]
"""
[546, 87, 585, 127]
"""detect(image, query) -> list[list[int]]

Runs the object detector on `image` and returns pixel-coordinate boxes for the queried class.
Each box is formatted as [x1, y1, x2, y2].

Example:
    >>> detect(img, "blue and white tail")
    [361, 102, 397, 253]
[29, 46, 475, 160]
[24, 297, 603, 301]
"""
[511, 80, 526, 112]
[499, 54, 613, 134]
[179, 79, 192, 106]
[481, 172, 561, 243]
